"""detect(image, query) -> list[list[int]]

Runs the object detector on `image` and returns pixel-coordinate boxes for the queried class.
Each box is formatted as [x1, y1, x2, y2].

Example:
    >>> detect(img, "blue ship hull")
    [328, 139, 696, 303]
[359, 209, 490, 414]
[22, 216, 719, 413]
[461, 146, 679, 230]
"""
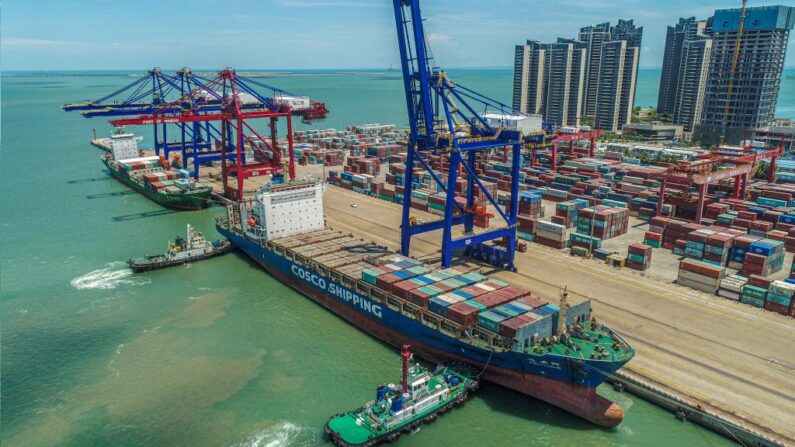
[219, 225, 630, 426]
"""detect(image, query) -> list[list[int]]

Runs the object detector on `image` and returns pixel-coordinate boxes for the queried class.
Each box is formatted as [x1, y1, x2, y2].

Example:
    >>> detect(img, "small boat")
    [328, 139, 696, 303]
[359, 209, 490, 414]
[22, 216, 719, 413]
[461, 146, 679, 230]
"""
[128, 224, 232, 272]
[324, 345, 479, 447]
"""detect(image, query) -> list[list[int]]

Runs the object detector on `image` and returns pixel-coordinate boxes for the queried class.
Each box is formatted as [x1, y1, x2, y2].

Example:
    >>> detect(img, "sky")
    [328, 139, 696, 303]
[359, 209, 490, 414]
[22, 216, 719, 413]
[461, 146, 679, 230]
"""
[2, 0, 795, 71]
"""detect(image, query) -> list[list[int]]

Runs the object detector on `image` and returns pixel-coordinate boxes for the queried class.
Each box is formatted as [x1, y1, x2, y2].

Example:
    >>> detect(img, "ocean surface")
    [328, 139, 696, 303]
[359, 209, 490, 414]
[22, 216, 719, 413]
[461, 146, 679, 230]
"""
[3, 68, 792, 447]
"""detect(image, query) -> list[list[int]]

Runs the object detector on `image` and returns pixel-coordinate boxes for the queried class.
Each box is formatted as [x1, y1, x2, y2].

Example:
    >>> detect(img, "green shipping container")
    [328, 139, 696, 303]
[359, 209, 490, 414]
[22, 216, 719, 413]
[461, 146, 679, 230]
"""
[466, 300, 487, 310]
[477, 311, 505, 332]
[407, 265, 429, 275]
[741, 285, 767, 300]
[644, 240, 661, 248]
[361, 269, 380, 285]
[627, 253, 647, 264]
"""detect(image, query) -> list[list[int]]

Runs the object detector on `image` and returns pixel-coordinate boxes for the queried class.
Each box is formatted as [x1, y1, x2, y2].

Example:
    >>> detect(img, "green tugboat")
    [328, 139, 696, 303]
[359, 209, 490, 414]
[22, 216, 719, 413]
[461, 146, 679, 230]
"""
[325, 345, 478, 447]
[128, 224, 232, 272]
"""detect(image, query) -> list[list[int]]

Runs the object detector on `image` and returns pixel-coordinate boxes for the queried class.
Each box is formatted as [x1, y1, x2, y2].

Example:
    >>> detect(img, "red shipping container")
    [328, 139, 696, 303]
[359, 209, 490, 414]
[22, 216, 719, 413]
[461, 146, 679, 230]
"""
[744, 253, 768, 266]
[498, 285, 531, 299]
[376, 273, 400, 290]
[447, 302, 480, 326]
[407, 289, 431, 307]
[517, 295, 548, 309]
[628, 242, 652, 256]
[473, 291, 515, 309]
[747, 274, 772, 289]
[763, 301, 790, 316]
[680, 259, 722, 278]
[392, 279, 422, 299]
[500, 314, 537, 338]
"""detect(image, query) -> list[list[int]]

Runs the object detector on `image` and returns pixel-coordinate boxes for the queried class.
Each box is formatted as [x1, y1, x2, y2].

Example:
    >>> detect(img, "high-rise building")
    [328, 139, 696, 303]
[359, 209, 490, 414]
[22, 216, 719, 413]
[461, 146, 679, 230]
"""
[578, 22, 611, 116]
[513, 40, 545, 116]
[658, 18, 703, 115]
[696, 5, 795, 144]
[657, 17, 713, 136]
[512, 39, 586, 127]
[592, 20, 643, 132]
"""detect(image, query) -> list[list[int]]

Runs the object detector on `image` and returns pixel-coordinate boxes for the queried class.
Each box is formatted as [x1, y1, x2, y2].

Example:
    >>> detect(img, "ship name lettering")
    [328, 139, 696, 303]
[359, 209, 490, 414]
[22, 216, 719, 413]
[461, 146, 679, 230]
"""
[291, 264, 382, 318]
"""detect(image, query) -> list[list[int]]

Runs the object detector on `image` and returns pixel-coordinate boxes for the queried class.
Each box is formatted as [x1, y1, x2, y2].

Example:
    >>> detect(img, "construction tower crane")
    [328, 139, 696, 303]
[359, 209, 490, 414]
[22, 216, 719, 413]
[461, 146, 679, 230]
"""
[720, 0, 748, 145]
[393, 0, 536, 270]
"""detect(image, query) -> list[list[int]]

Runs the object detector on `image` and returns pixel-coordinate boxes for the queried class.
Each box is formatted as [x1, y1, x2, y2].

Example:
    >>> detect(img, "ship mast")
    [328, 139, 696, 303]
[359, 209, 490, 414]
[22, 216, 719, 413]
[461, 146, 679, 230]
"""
[401, 344, 411, 395]
[558, 286, 569, 335]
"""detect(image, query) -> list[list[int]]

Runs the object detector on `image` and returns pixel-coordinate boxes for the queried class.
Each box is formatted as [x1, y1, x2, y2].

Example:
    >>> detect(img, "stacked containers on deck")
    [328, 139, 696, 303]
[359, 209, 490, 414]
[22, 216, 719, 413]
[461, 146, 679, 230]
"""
[626, 243, 652, 271]
[362, 254, 595, 348]
[677, 259, 726, 294]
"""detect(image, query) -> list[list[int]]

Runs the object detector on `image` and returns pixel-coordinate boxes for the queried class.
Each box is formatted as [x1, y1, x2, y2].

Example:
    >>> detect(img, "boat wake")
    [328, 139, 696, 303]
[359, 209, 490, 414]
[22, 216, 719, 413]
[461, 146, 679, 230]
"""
[70, 262, 150, 290]
[236, 421, 318, 447]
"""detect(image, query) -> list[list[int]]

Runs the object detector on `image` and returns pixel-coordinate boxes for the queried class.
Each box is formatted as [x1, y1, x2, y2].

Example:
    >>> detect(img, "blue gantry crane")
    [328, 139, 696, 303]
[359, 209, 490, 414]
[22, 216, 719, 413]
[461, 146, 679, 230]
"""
[393, 0, 538, 270]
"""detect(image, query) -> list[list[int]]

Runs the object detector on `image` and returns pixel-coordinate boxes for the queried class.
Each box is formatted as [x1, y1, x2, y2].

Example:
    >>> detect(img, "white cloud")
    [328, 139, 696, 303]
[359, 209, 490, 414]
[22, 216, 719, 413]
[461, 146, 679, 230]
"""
[274, 0, 379, 7]
[3, 38, 87, 47]
[427, 33, 451, 44]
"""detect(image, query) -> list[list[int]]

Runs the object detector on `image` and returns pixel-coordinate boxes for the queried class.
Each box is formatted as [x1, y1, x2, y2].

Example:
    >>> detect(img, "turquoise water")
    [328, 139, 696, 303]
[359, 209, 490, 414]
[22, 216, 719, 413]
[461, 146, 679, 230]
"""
[4, 68, 789, 446]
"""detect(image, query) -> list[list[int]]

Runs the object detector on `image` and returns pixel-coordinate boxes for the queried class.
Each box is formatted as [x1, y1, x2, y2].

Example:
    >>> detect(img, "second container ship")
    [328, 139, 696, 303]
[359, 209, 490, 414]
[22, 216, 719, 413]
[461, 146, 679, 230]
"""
[103, 129, 213, 210]
[217, 180, 635, 427]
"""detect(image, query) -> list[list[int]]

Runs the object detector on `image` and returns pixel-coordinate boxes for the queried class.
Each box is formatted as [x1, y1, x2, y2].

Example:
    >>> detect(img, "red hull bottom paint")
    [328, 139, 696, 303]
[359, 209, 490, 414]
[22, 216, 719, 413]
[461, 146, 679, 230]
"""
[258, 256, 624, 428]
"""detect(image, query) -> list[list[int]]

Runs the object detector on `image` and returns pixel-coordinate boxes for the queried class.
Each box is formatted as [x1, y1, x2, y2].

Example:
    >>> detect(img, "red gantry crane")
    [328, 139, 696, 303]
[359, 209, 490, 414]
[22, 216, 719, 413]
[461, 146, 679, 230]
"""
[110, 69, 329, 200]
[655, 141, 783, 223]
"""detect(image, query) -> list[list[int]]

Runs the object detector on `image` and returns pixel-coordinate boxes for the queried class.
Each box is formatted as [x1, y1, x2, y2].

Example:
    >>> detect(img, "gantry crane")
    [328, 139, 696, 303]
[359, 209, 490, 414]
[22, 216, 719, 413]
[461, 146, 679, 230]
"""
[393, 0, 540, 270]
[109, 69, 328, 200]
[64, 68, 328, 179]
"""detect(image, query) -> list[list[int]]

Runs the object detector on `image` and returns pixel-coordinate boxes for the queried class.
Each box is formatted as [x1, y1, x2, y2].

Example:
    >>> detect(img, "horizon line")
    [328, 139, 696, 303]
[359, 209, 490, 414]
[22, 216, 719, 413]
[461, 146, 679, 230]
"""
[4, 66, 795, 72]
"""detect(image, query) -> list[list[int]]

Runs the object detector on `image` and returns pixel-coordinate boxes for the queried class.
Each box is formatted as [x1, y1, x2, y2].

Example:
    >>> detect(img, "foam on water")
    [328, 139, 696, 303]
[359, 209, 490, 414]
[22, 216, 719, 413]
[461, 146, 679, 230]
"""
[70, 262, 150, 290]
[236, 422, 317, 447]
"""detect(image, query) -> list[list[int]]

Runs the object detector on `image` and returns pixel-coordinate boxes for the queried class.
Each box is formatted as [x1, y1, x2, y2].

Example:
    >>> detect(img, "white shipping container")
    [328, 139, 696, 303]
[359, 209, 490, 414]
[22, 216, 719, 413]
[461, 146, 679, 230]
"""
[677, 269, 721, 287]
[677, 277, 719, 294]
[475, 283, 495, 292]
[717, 289, 741, 300]
[768, 280, 795, 297]
[537, 221, 566, 235]
[535, 229, 566, 242]
[719, 274, 748, 293]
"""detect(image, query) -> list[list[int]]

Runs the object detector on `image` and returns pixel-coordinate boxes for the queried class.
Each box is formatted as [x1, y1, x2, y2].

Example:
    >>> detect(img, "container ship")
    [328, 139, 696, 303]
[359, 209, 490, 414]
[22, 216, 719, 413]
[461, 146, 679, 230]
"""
[217, 180, 635, 427]
[102, 129, 212, 210]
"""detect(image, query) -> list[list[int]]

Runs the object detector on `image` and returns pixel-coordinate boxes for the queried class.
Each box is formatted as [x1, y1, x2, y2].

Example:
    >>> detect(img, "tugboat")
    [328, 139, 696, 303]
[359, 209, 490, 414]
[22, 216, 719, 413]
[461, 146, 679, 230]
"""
[128, 224, 232, 272]
[324, 345, 479, 447]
